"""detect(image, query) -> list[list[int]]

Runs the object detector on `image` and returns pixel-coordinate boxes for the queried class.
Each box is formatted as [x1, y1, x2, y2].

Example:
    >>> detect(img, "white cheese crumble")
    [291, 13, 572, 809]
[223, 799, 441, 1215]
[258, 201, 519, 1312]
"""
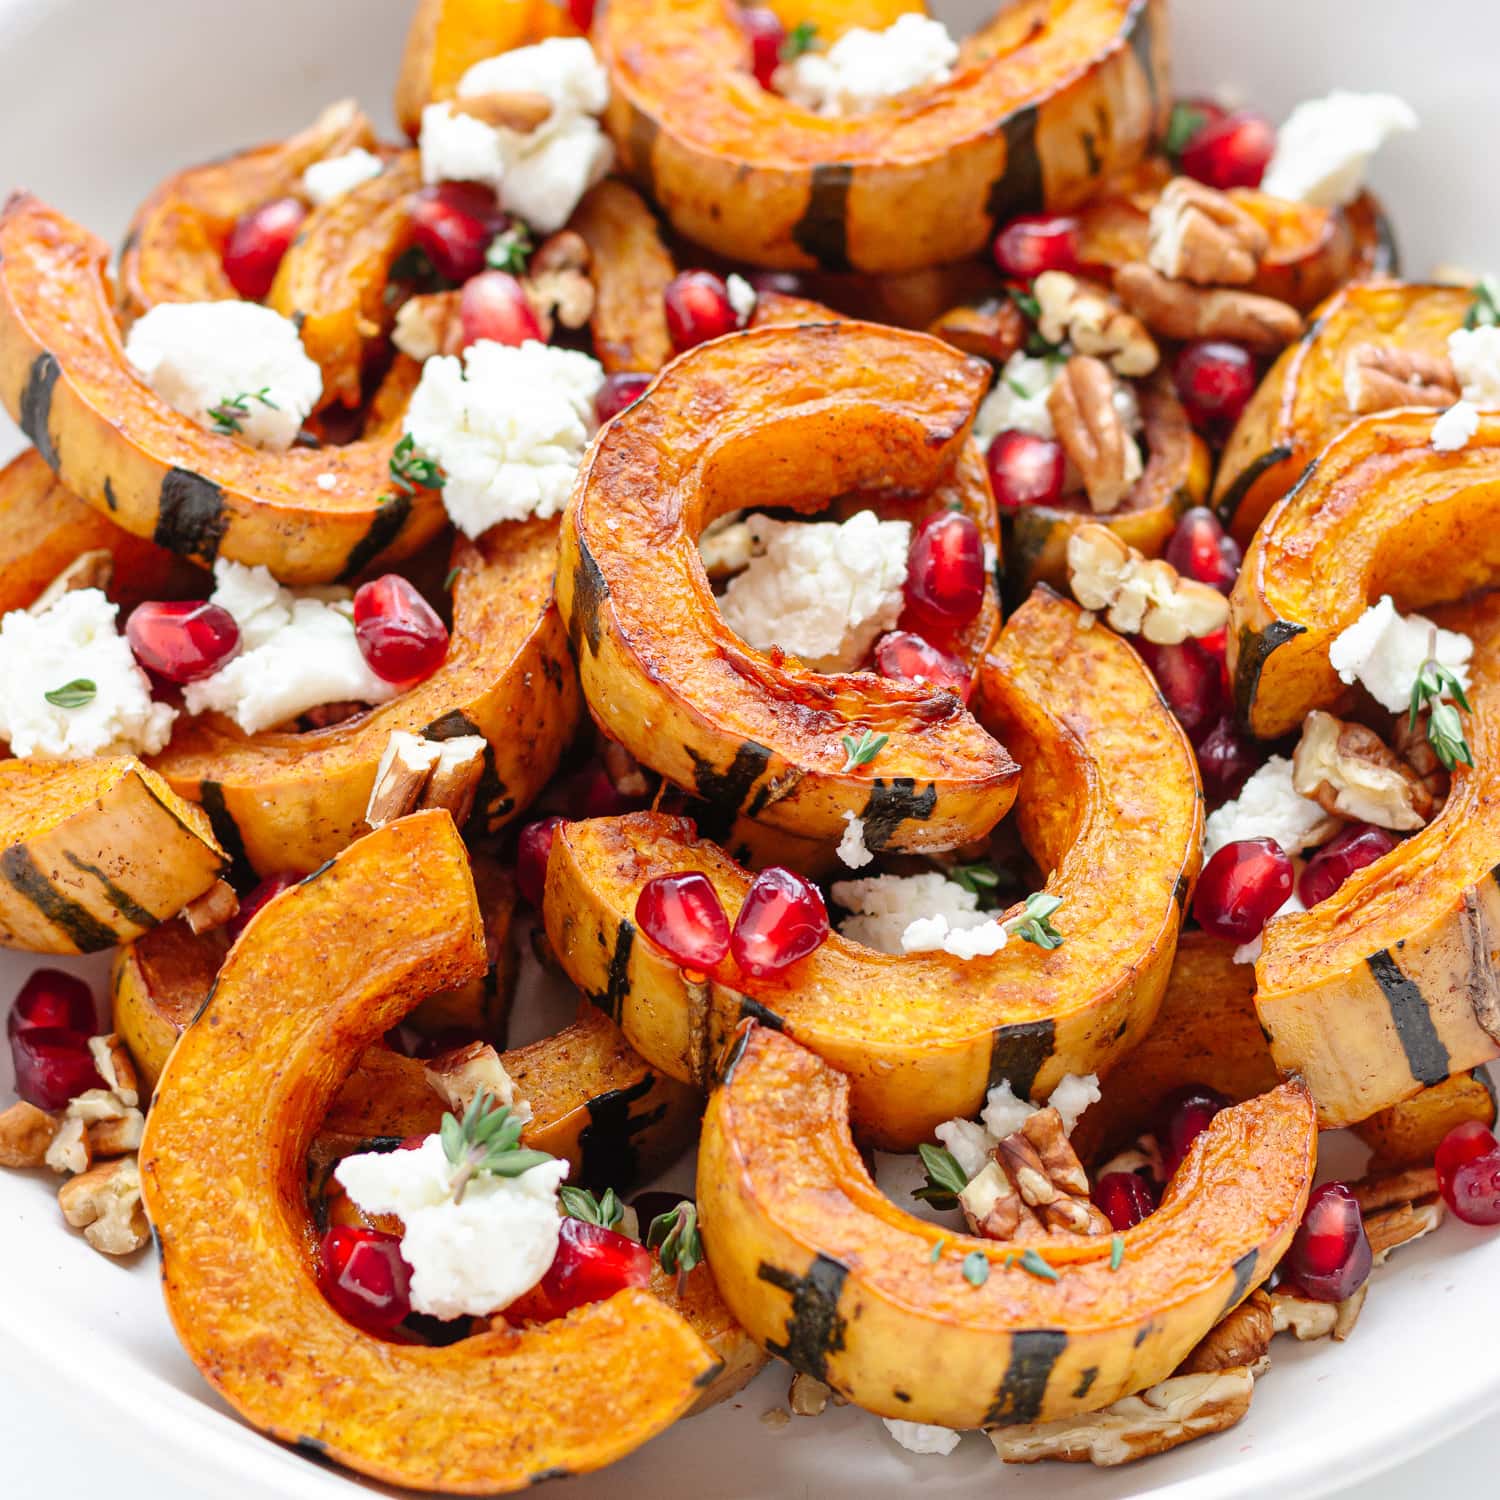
[301, 147, 384, 205]
[1327, 595, 1473, 714]
[404, 339, 604, 537]
[836, 811, 873, 869]
[882, 1419, 962, 1456]
[831, 871, 988, 954]
[316, 472, 338, 491]
[124, 301, 322, 452]
[1261, 92, 1418, 208]
[726, 272, 758, 326]
[718, 511, 910, 672]
[776, 14, 957, 117]
[973, 353, 1065, 444]
[1447, 324, 1500, 406]
[420, 38, 613, 233]
[335, 1133, 568, 1321]
[182, 560, 400, 734]
[1202, 755, 1333, 861]
[0, 589, 175, 759]
[1432, 399, 1480, 452]
[902, 910, 1009, 959]
[934, 1073, 1100, 1182]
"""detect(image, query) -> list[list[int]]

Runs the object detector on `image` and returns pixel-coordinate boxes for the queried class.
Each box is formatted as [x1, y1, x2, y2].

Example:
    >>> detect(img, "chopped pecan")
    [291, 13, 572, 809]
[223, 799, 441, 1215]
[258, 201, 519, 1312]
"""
[450, 90, 552, 132]
[366, 731, 487, 831]
[30, 550, 114, 614]
[1047, 355, 1145, 513]
[392, 291, 462, 362]
[524, 230, 595, 337]
[1291, 710, 1435, 830]
[1365, 1196, 1445, 1264]
[1343, 343, 1459, 415]
[182, 878, 240, 936]
[926, 298, 1026, 364]
[89, 1035, 138, 1108]
[1067, 523, 1229, 644]
[788, 1372, 831, 1417]
[58, 1156, 150, 1256]
[1269, 1286, 1366, 1342]
[1351, 1163, 1439, 1214]
[601, 736, 652, 799]
[0, 1100, 59, 1168]
[967, 1107, 1110, 1240]
[1034, 272, 1159, 376]
[1179, 1290, 1275, 1375]
[959, 1159, 1026, 1239]
[88, 1111, 145, 1158]
[1147, 177, 1269, 287]
[423, 737, 488, 829]
[424, 1041, 531, 1124]
[1115, 263, 1304, 352]
[1390, 709, 1451, 812]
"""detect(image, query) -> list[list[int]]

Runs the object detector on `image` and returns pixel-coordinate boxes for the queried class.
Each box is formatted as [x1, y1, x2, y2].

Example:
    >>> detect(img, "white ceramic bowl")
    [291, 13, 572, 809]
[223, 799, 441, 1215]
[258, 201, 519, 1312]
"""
[2, 1, 1498, 1495]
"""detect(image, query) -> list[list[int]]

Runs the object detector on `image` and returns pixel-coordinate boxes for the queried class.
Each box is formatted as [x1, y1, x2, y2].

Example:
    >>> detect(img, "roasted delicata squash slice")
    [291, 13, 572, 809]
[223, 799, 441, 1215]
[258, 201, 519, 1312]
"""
[546, 588, 1201, 1148]
[139, 812, 721, 1492]
[600, 0, 1167, 274]
[151, 518, 579, 879]
[699, 1023, 1315, 1428]
[0, 195, 446, 585]
[558, 320, 1018, 854]
[764, 0, 926, 43]
[0, 758, 226, 954]
[1228, 408, 1500, 739]
[1214, 282, 1469, 545]
[1353, 1069, 1498, 1172]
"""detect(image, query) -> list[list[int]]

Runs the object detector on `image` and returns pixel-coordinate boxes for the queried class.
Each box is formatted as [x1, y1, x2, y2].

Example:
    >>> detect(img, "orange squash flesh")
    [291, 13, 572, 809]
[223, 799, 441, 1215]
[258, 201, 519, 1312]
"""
[699, 1023, 1316, 1428]
[139, 812, 720, 1493]
[1354, 1070, 1498, 1172]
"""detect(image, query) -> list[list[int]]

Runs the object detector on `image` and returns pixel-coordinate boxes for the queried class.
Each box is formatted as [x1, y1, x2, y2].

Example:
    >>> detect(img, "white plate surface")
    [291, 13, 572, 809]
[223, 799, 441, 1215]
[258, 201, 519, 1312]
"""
[2, 0, 1499, 1495]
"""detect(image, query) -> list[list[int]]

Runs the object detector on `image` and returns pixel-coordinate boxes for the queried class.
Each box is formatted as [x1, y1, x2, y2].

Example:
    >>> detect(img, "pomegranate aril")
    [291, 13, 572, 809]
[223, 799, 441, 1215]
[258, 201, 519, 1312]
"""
[986, 430, 1066, 512]
[1281, 1182, 1373, 1302]
[1137, 637, 1225, 743]
[1298, 823, 1400, 908]
[1173, 341, 1258, 437]
[1437, 1120, 1497, 1193]
[636, 871, 731, 970]
[1196, 717, 1259, 804]
[352, 574, 450, 685]
[739, 6, 786, 89]
[9, 1026, 104, 1111]
[664, 270, 739, 352]
[459, 269, 546, 349]
[1165, 506, 1241, 593]
[1193, 837, 1293, 944]
[517, 816, 566, 907]
[318, 1226, 413, 1331]
[533, 1217, 652, 1317]
[410, 182, 505, 283]
[567, 0, 596, 29]
[873, 630, 970, 699]
[125, 600, 240, 684]
[1447, 1152, 1500, 1226]
[1178, 110, 1276, 191]
[594, 371, 652, 424]
[730, 866, 829, 978]
[1159, 1085, 1229, 1177]
[1092, 1170, 1157, 1231]
[991, 212, 1083, 280]
[8, 968, 96, 1039]
[228, 873, 297, 941]
[902, 511, 986, 637]
[223, 196, 307, 301]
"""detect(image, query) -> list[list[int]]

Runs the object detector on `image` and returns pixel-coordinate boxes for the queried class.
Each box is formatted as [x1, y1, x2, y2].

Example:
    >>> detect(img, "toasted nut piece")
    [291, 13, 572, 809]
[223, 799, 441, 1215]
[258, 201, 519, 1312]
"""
[1332, 1283, 1367, 1341]
[1115, 263, 1304, 352]
[1291, 710, 1435, 830]
[993, 1368, 1254, 1466]
[1180, 1291, 1275, 1375]
[531, 230, 590, 277]
[89, 1034, 138, 1108]
[182, 878, 240, 936]
[958, 1158, 1026, 1239]
[601, 736, 652, 798]
[392, 290, 462, 362]
[1147, 178, 1269, 287]
[366, 731, 444, 829]
[521, 230, 595, 336]
[1034, 272, 1159, 377]
[30, 549, 114, 614]
[995, 1132, 1059, 1208]
[1390, 709, 1451, 812]
[44, 1115, 90, 1176]
[421, 736, 488, 828]
[1365, 1196, 1445, 1264]
[58, 1155, 149, 1256]
[1047, 356, 1145, 514]
[1351, 1164, 1440, 1214]
[424, 1041, 532, 1123]
[698, 512, 759, 578]
[788, 1372, 830, 1417]
[0, 1100, 59, 1168]
[1018, 1108, 1092, 1196]
[1268, 1290, 1338, 1341]
[1344, 343, 1459, 415]
[449, 90, 552, 132]
[927, 298, 1026, 365]
[87, 1110, 145, 1158]
[1067, 523, 1229, 643]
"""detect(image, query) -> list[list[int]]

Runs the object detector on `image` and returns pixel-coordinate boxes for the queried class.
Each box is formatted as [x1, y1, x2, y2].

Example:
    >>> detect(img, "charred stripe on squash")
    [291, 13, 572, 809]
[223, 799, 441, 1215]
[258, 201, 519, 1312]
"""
[18, 351, 61, 469]
[1233, 620, 1305, 728]
[790, 164, 855, 273]
[1214, 443, 1292, 530]
[0, 845, 123, 952]
[1367, 949, 1453, 1087]
[338, 492, 414, 583]
[576, 1074, 669, 1190]
[154, 468, 229, 562]
[983, 1329, 1068, 1426]
[757, 1255, 849, 1382]
[987, 1020, 1056, 1099]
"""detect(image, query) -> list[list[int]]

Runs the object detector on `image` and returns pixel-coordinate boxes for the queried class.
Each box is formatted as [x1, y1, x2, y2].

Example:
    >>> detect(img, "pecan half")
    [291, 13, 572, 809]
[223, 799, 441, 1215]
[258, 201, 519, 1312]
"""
[1147, 178, 1269, 287]
[1291, 710, 1436, 830]
[927, 298, 1026, 365]
[182, 878, 240, 936]
[450, 90, 553, 133]
[1365, 1196, 1445, 1264]
[424, 1041, 532, 1124]
[1034, 272, 1159, 377]
[963, 1107, 1110, 1241]
[1179, 1291, 1275, 1375]
[1047, 355, 1145, 514]
[0, 1100, 59, 1168]
[58, 1155, 150, 1256]
[1115, 264, 1304, 352]
[1390, 709, 1451, 812]
[392, 291, 462, 362]
[1067, 523, 1229, 644]
[1344, 343, 1459, 415]
[525, 230, 595, 337]
[1351, 1164, 1440, 1214]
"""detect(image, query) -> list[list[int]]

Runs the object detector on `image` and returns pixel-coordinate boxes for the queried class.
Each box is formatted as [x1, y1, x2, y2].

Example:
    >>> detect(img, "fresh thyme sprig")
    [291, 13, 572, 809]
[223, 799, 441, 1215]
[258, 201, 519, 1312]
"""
[560, 1184, 627, 1232]
[646, 1200, 703, 1284]
[1408, 631, 1474, 771]
[1163, 101, 1212, 163]
[209, 387, 278, 435]
[486, 223, 535, 275]
[438, 1089, 553, 1204]
[44, 679, 96, 709]
[388, 432, 446, 494]
[779, 20, 818, 60]
[950, 862, 1001, 898]
[1006, 892, 1065, 950]
[1464, 275, 1500, 330]
[913, 1143, 968, 1209]
[841, 728, 888, 772]
[962, 1251, 990, 1287]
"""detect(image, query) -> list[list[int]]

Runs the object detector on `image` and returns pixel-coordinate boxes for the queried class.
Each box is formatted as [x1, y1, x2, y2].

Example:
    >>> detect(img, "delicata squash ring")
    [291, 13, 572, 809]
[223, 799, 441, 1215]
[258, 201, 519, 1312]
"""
[558, 320, 1019, 855]
[545, 588, 1202, 1149]
[600, 0, 1167, 273]
[699, 1023, 1316, 1429]
[139, 811, 722, 1492]
[0, 195, 446, 585]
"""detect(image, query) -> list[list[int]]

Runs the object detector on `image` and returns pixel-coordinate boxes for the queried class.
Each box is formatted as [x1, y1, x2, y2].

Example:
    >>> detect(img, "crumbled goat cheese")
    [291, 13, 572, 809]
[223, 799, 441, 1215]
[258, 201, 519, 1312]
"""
[316, 472, 338, 491]
[0, 590, 175, 759]
[698, 512, 759, 575]
[420, 38, 613, 233]
[973, 351, 1141, 452]
[1327, 594, 1473, 714]
[124, 301, 322, 452]
[883, 1419, 962, 1456]
[902, 912, 1009, 959]
[837, 811, 873, 869]
[1203, 755, 1333, 861]
[718, 511, 910, 672]
[1432, 399, 1480, 452]
[182, 560, 400, 734]
[1447, 324, 1500, 405]
[933, 1117, 996, 1181]
[831, 871, 987, 954]
[405, 339, 604, 537]
[776, 14, 958, 117]
[935, 1073, 1100, 1183]
[1047, 1072, 1103, 1135]
[336, 1133, 568, 1320]
[1261, 92, 1418, 208]
[726, 272, 758, 325]
[1233, 881, 1306, 966]
[301, 147, 384, 205]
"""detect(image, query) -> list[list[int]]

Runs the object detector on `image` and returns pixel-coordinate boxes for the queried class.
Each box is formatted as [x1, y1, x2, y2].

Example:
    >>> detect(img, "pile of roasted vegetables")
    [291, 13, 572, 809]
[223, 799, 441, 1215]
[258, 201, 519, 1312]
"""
[2, 0, 1498, 1487]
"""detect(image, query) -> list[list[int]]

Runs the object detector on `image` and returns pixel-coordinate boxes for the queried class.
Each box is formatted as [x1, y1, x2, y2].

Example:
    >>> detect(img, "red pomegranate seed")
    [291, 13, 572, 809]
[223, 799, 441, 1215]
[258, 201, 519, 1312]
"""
[636, 871, 731, 970]
[8, 969, 96, 1040]
[739, 6, 786, 88]
[459, 269, 546, 349]
[986, 430, 1066, 513]
[517, 816, 566, 907]
[1435, 1122, 1500, 1225]
[594, 371, 652, 425]
[1179, 110, 1275, 191]
[1196, 717, 1259, 804]
[352, 575, 450, 686]
[1166, 506, 1242, 593]
[222, 197, 307, 301]
[873, 630, 970, 699]
[1193, 837, 1293, 944]
[125, 600, 240, 684]
[1298, 823, 1400, 908]
[1159, 1085, 1229, 1177]
[1437, 1120, 1496, 1192]
[228, 873, 297, 941]
[730, 866, 829, 978]
[1137, 637, 1225, 744]
[9, 1027, 104, 1111]
[902, 512, 986, 638]
[318, 1226, 413, 1331]
[1173, 341, 1258, 437]
[533, 1217, 652, 1317]
[410, 182, 505, 283]
[1092, 1170, 1158, 1230]
[567, 0, 596, 29]
[1281, 1182, 1373, 1301]
[991, 213, 1083, 280]
[664, 271, 739, 353]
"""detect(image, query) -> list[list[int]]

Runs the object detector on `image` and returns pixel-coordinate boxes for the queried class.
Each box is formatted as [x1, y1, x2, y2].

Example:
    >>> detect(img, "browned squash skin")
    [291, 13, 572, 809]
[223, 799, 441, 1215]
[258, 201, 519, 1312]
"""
[558, 320, 1018, 855]
[601, 0, 1167, 273]
[138, 812, 720, 1493]
[545, 589, 1201, 1149]
[0, 195, 445, 585]
[699, 1024, 1315, 1428]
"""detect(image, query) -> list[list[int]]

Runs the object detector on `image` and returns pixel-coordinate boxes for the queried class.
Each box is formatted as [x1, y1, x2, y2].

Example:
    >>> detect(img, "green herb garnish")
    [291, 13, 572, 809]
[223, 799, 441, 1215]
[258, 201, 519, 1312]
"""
[1109, 1234, 1125, 1271]
[646, 1200, 703, 1280]
[779, 20, 818, 60]
[1019, 1247, 1059, 1282]
[486, 223, 535, 275]
[1006, 892, 1065, 950]
[962, 1251, 990, 1287]
[929, 1237, 946, 1264]
[560, 1184, 627, 1232]
[208, 386, 278, 436]
[1164, 101, 1211, 162]
[439, 1089, 553, 1203]
[950, 862, 1001, 897]
[43, 679, 96, 710]
[913, 1143, 968, 1209]
[840, 728, 889, 772]
[388, 432, 446, 494]
[1409, 634, 1475, 771]
[1464, 275, 1500, 330]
